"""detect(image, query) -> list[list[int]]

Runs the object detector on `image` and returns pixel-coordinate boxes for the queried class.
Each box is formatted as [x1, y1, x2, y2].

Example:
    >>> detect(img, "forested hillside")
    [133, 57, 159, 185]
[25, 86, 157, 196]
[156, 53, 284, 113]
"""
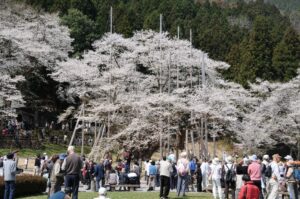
[19, 0, 299, 87]
[266, 0, 300, 33]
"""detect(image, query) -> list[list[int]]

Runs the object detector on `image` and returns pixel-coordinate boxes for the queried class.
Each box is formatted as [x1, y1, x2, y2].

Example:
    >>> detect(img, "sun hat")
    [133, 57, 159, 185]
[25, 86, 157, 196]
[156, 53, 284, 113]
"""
[284, 155, 293, 161]
[263, 154, 269, 160]
[180, 152, 187, 158]
[99, 187, 107, 196]
[212, 157, 220, 165]
[226, 156, 233, 163]
[249, 154, 257, 161]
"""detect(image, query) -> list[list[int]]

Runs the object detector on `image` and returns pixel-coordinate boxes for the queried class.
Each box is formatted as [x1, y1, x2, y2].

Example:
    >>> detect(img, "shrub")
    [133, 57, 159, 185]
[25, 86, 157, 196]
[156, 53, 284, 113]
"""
[0, 175, 47, 197]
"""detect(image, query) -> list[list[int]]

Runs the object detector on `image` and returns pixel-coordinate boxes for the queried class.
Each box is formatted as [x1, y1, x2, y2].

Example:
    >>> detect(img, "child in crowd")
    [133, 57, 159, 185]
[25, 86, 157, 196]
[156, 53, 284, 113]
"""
[94, 187, 110, 199]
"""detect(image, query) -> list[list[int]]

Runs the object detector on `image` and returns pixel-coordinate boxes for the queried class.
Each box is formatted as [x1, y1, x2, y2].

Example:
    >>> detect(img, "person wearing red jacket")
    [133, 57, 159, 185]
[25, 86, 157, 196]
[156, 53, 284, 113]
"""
[238, 174, 260, 199]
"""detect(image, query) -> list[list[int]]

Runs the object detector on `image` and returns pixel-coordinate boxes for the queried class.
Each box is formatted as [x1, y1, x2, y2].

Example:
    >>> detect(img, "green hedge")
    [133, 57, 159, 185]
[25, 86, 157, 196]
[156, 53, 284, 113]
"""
[0, 175, 47, 197]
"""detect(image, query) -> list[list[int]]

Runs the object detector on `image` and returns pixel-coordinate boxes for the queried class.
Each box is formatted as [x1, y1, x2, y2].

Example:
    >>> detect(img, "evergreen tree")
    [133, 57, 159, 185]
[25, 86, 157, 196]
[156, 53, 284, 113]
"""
[272, 27, 300, 81]
[61, 9, 97, 54]
[241, 16, 274, 82]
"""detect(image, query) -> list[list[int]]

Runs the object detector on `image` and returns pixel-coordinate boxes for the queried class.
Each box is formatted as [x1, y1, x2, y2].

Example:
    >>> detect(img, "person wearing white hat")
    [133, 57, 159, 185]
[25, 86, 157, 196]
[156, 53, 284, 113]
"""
[210, 158, 223, 199]
[248, 154, 262, 198]
[201, 158, 210, 192]
[94, 187, 110, 199]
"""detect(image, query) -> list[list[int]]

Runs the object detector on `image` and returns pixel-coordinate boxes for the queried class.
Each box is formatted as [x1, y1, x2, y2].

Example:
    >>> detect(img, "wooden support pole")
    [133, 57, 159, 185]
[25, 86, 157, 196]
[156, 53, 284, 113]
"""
[191, 130, 195, 157]
[200, 118, 204, 159]
[205, 117, 208, 158]
[176, 131, 179, 161]
[190, 29, 193, 88]
[94, 122, 97, 141]
[160, 119, 163, 159]
[197, 123, 201, 159]
[167, 128, 170, 154]
[81, 128, 85, 156]
[185, 129, 188, 154]
[91, 124, 103, 149]
[69, 104, 84, 146]
[213, 134, 216, 158]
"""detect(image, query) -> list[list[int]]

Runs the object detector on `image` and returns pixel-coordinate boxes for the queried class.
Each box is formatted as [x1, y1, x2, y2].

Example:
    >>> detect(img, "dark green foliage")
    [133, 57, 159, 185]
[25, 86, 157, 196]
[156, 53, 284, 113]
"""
[20, 0, 299, 85]
[0, 175, 47, 197]
[16, 62, 69, 113]
[244, 16, 274, 81]
[61, 8, 98, 54]
[272, 27, 300, 81]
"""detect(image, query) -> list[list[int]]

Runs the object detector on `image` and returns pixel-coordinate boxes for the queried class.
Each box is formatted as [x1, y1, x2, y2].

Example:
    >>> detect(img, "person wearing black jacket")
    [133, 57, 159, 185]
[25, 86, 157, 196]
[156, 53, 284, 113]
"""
[34, 154, 41, 176]
[236, 157, 250, 198]
[85, 160, 95, 190]
[195, 163, 202, 192]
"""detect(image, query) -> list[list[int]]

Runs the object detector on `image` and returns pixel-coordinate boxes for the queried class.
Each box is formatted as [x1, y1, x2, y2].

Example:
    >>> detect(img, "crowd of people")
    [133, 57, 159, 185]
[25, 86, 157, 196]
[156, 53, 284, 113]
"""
[142, 151, 300, 199]
[1, 145, 164, 199]
[173, 153, 299, 199]
[1, 116, 32, 148]
[2, 146, 300, 199]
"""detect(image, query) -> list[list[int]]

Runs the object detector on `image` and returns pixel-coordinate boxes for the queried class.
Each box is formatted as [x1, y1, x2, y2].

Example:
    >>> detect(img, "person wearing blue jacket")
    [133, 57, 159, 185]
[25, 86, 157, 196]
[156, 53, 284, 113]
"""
[189, 157, 197, 191]
[94, 160, 105, 191]
[147, 160, 157, 191]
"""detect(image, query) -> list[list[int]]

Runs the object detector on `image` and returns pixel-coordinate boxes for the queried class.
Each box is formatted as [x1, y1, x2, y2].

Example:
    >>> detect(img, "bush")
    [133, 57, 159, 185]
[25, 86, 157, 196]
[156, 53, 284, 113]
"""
[0, 175, 47, 197]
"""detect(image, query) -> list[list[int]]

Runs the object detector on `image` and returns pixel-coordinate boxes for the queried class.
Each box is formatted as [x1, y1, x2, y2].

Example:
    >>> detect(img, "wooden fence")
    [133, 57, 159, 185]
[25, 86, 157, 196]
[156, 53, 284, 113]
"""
[0, 135, 42, 149]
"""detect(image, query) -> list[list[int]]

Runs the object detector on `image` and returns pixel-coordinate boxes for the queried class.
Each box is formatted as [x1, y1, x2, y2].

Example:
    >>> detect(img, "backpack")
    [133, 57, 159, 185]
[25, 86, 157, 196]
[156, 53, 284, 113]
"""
[261, 164, 266, 174]
[264, 165, 272, 178]
[177, 160, 187, 176]
[293, 168, 300, 181]
[225, 164, 235, 182]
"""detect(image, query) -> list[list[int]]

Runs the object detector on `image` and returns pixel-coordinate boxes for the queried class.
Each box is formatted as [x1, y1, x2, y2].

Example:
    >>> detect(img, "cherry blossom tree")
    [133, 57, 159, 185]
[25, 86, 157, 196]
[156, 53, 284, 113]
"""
[0, 2, 72, 73]
[0, 1, 73, 116]
[0, 74, 24, 119]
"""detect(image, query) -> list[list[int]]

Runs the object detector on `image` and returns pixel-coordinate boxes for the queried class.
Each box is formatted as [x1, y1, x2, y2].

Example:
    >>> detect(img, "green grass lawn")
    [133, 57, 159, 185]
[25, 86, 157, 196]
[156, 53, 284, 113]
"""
[18, 192, 213, 199]
[0, 143, 91, 157]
